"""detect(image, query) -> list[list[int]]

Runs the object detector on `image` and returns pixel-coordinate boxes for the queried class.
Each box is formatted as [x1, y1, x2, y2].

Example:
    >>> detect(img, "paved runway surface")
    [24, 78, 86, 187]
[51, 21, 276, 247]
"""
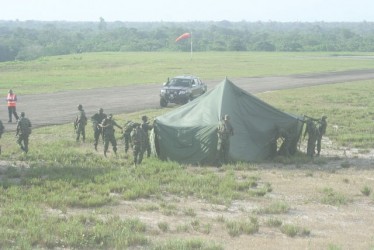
[2, 69, 374, 131]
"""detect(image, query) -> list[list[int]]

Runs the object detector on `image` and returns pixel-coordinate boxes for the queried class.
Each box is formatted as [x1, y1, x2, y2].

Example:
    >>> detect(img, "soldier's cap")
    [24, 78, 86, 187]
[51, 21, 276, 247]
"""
[77, 104, 83, 109]
[99, 108, 103, 112]
[142, 115, 148, 121]
[108, 114, 113, 118]
[322, 115, 327, 119]
[20, 112, 25, 117]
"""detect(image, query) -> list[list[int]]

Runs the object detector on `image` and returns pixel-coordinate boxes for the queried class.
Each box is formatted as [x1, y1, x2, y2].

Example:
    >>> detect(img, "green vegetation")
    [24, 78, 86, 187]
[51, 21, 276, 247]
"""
[1, 51, 374, 94]
[280, 224, 311, 237]
[0, 53, 374, 248]
[361, 185, 372, 196]
[254, 201, 290, 214]
[2, 20, 374, 62]
[265, 217, 283, 227]
[225, 217, 259, 237]
[320, 188, 349, 206]
[0, 119, 271, 248]
[154, 239, 223, 250]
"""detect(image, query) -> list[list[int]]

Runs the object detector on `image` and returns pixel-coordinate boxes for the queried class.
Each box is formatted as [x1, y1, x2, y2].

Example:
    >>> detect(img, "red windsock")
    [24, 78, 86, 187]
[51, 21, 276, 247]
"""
[175, 32, 191, 42]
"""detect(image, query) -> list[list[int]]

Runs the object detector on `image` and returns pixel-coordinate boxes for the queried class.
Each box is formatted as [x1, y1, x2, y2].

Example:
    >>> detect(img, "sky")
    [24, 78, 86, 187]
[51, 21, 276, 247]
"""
[1, 0, 373, 22]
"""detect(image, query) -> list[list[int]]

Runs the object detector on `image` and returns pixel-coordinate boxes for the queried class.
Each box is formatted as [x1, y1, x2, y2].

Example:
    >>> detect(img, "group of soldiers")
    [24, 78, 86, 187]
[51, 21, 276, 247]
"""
[74, 104, 153, 165]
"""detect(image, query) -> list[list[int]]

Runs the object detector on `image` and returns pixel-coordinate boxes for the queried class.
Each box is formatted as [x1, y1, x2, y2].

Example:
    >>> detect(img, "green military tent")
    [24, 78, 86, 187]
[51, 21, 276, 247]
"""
[152, 78, 304, 164]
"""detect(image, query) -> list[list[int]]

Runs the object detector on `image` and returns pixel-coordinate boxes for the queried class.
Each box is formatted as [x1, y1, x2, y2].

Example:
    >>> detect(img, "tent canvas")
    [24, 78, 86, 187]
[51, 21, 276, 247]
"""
[152, 78, 304, 164]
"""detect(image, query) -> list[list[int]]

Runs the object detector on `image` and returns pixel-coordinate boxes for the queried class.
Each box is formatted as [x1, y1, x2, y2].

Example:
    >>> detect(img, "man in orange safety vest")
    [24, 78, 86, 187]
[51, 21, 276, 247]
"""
[6, 89, 19, 123]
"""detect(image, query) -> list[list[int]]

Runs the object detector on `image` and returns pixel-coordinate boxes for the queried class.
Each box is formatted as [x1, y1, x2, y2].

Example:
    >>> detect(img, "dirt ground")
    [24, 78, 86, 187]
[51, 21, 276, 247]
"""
[117, 139, 373, 249]
[8, 138, 367, 249]
[1, 70, 374, 249]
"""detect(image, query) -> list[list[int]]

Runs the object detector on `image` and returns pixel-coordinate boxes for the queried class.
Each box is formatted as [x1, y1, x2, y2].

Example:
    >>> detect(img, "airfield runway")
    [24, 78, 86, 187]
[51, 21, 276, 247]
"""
[2, 69, 374, 131]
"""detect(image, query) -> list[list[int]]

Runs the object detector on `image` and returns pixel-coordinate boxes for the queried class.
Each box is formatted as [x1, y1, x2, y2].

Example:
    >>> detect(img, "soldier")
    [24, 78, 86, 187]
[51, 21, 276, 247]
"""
[216, 114, 234, 165]
[0, 120, 4, 154]
[316, 116, 328, 156]
[123, 121, 137, 154]
[16, 112, 32, 153]
[74, 104, 87, 142]
[303, 119, 319, 158]
[99, 114, 122, 157]
[141, 115, 153, 158]
[91, 108, 107, 150]
[130, 123, 146, 165]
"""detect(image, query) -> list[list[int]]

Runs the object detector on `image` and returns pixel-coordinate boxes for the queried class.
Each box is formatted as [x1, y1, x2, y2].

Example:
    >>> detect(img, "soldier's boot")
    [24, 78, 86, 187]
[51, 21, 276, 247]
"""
[94, 143, 98, 151]
[0, 145, 1, 155]
[104, 151, 107, 157]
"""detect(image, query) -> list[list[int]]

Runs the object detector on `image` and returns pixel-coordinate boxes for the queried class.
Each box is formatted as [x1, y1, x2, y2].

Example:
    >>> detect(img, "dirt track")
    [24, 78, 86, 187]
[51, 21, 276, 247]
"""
[2, 69, 374, 131]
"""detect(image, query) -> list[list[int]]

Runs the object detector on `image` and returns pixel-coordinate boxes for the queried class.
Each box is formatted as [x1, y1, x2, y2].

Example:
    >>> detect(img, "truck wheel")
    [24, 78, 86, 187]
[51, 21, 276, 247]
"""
[160, 98, 168, 107]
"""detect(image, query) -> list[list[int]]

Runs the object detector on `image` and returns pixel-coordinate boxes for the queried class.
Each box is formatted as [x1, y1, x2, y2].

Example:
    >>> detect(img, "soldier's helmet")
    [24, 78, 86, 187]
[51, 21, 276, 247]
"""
[322, 115, 327, 120]
[77, 104, 83, 110]
[224, 114, 230, 120]
[142, 115, 148, 122]
[20, 112, 25, 117]
[99, 108, 103, 113]
[108, 114, 113, 119]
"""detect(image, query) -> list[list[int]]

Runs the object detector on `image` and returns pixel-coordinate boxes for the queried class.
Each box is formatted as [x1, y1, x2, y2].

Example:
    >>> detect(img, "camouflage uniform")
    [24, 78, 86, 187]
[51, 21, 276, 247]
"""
[91, 108, 107, 150]
[217, 115, 234, 165]
[141, 115, 153, 157]
[0, 120, 4, 154]
[130, 124, 146, 165]
[123, 121, 137, 154]
[100, 115, 122, 157]
[16, 112, 32, 153]
[0, 120, 4, 138]
[304, 119, 319, 158]
[317, 116, 327, 156]
[75, 104, 87, 142]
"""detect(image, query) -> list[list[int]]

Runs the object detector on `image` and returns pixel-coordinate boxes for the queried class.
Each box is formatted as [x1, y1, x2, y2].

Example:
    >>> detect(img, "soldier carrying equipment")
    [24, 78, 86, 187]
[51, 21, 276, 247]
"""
[130, 123, 146, 165]
[141, 115, 153, 158]
[99, 114, 122, 157]
[16, 112, 32, 153]
[303, 119, 319, 158]
[316, 116, 327, 156]
[91, 108, 107, 150]
[74, 104, 87, 142]
[123, 121, 138, 154]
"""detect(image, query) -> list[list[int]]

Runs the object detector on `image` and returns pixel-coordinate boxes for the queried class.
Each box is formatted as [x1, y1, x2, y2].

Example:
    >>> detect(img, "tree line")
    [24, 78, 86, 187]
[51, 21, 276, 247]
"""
[1, 20, 374, 62]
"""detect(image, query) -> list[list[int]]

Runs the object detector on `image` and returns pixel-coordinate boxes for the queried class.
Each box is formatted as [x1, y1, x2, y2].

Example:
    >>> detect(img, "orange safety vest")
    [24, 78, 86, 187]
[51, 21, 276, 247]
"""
[7, 93, 17, 107]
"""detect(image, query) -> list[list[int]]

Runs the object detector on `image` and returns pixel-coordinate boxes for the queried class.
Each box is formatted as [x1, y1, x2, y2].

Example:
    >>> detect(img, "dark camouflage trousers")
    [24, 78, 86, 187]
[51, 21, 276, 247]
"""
[132, 143, 144, 165]
[17, 134, 29, 153]
[104, 134, 117, 155]
[76, 124, 86, 142]
[217, 138, 230, 165]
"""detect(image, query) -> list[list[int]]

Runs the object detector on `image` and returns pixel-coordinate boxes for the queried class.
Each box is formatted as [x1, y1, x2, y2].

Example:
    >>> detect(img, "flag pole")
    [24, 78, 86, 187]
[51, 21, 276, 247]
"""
[190, 32, 193, 60]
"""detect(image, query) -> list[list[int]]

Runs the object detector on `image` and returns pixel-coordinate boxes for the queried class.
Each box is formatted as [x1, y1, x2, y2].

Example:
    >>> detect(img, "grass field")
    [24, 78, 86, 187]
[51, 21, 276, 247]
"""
[1, 51, 374, 94]
[0, 53, 374, 249]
